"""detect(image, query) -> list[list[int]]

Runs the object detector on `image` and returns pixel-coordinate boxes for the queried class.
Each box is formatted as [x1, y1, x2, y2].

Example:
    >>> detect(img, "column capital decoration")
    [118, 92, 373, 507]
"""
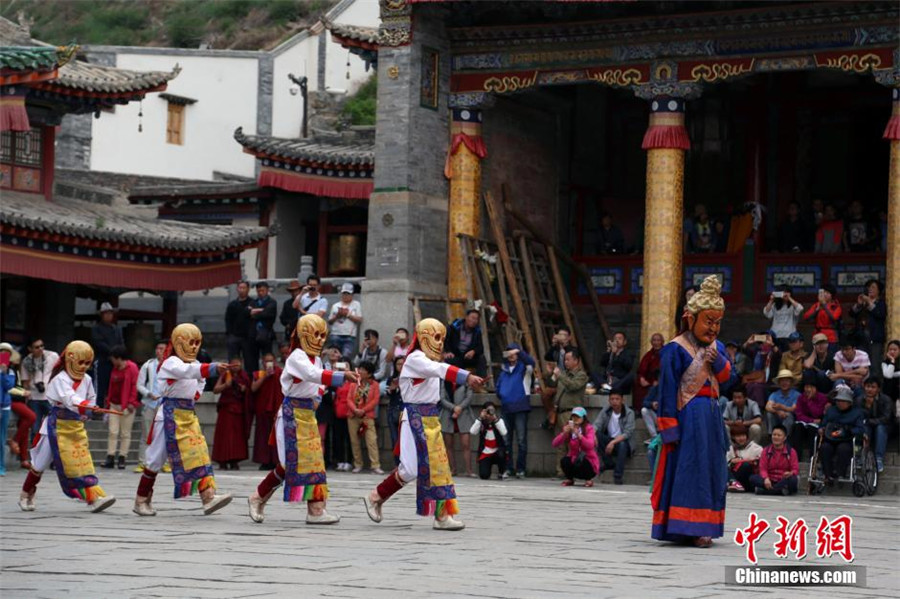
[633, 60, 703, 101]
[378, 0, 412, 47]
[448, 92, 495, 110]
[445, 108, 486, 179]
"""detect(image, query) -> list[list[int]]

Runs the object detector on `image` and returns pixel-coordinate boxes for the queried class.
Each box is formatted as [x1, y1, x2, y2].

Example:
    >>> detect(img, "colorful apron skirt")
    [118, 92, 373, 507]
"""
[405, 403, 458, 518]
[47, 407, 106, 503]
[282, 397, 327, 502]
[162, 397, 216, 498]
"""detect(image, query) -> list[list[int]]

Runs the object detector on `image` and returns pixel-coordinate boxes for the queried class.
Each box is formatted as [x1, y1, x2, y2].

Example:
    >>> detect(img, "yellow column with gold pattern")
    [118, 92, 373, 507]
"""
[446, 108, 486, 316]
[884, 88, 900, 341]
[640, 96, 691, 350]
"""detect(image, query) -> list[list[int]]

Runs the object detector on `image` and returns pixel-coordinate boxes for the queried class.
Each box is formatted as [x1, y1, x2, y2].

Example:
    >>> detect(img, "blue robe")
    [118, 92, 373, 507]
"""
[651, 336, 734, 541]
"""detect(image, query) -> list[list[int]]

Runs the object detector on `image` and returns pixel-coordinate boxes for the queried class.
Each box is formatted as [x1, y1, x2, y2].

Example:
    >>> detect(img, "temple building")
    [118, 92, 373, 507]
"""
[291, 0, 896, 356]
[0, 18, 271, 350]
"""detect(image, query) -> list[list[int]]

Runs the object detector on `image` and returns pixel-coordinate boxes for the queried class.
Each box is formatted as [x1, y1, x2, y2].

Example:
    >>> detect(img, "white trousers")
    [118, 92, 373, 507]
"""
[144, 409, 169, 472]
[397, 409, 418, 484]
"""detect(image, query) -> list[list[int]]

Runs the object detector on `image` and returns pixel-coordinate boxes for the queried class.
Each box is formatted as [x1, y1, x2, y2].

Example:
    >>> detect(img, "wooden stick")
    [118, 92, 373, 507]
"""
[84, 406, 125, 416]
[519, 234, 548, 364]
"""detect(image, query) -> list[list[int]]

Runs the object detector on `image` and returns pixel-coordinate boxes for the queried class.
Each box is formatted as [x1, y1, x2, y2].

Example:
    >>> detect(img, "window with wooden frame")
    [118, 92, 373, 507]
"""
[1, 127, 45, 194]
[166, 102, 184, 145]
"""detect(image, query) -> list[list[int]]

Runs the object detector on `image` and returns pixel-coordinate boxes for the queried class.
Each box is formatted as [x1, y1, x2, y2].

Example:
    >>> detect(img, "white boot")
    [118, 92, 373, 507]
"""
[18, 491, 35, 512]
[363, 495, 383, 523]
[433, 515, 465, 531]
[248, 490, 273, 524]
[201, 487, 233, 515]
[133, 495, 156, 516]
[90, 495, 117, 513]
[306, 509, 341, 525]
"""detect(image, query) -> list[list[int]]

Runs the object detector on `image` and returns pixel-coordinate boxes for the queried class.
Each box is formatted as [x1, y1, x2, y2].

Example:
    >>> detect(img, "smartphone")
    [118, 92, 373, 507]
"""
[753, 334, 768, 343]
[773, 291, 784, 299]
[335, 362, 349, 371]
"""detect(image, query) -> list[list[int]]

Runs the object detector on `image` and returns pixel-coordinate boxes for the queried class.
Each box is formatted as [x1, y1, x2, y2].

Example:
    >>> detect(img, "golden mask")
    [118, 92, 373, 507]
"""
[64, 340, 94, 381]
[416, 318, 446, 362]
[172, 323, 202, 362]
[296, 314, 328, 357]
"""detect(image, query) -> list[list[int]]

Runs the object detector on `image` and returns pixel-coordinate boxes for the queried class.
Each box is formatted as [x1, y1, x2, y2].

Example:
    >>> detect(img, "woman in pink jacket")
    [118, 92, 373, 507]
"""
[552, 406, 600, 487]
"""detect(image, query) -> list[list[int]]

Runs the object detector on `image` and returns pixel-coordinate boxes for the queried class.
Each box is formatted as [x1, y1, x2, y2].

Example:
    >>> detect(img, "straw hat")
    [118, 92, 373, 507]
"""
[775, 369, 795, 381]
[0, 342, 22, 364]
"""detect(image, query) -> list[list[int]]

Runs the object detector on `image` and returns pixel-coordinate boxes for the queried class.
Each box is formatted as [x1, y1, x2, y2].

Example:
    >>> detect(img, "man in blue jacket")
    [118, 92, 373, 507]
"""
[496, 343, 534, 479]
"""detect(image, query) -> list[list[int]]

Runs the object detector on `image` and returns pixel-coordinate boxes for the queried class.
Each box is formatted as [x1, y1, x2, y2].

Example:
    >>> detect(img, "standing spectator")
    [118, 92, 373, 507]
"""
[778, 332, 807, 384]
[20, 338, 58, 435]
[385, 327, 411, 363]
[547, 347, 588, 477]
[440, 381, 476, 478]
[250, 353, 282, 471]
[790, 373, 830, 462]
[675, 285, 700, 331]
[328, 283, 362, 359]
[248, 281, 277, 372]
[593, 391, 635, 485]
[328, 349, 353, 472]
[444, 309, 487, 377]
[860, 377, 893, 473]
[344, 362, 382, 474]
[278, 341, 291, 366]
[2, 343, 35, 470]
[777, 201, 812, 253]
[599, 331, 635, 394]
[317, 347, 339, 469]
[385, 356, 405, 465]
[279, 280, 303, 341]
[726, 424, 763, 492]
[843, 200, 877, 252]
[635, 333, 664, 413]
[712, 218, 729, 253]
[553, 406, 599, 487]
[353, 329, 389, 385]
[803, 333, 836, 393]
[135, 341, 166, 472]
[882, 340, 900, 401]
[688, 204, 715, 253]
[211, 358, 251, 470]
[91, 302, 124, 409]
[470, 402, 509, 480]
[0, 342, 22, 476]
[293, 275, 329, 318]
[766, 369, 800, 432]
[763, 286, 803, 349]
[722, 386, 763, 444]
[815, 204, 843, 253]
[596, 212, 625, 254]
[101, 346, 140, 470]
[831, 334, 870, 397]
[750, 425, 799, 496]
[851, 279, 886, 366]
[540, 326, 571, 424]
[818, 386, 865, 485]
[225, 280, 253, 372]
[497, 343, 534, 480]
[802, 284, 842, 347]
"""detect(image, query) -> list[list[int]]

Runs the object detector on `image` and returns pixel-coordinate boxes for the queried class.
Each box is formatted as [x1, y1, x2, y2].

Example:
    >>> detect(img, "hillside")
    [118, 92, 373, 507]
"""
[0, 0, 337, 50]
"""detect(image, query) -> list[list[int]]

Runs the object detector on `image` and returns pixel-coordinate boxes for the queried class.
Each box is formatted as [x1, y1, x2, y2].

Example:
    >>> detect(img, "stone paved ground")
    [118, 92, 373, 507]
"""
[1, 469, 898, 598]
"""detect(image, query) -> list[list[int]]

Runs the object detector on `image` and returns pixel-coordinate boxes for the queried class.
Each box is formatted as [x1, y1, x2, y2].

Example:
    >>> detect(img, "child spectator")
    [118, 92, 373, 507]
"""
[469, 402, 509, 480]
[552, 406, 599, 487]
[750, 425, 799, 495]
[726, 424, 762, 492]
[496, 343, 534, 479]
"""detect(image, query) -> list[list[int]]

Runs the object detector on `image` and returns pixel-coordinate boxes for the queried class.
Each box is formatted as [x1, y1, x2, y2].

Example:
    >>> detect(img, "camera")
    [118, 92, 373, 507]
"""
[35, 382, 45, 393]
[485, 405, 496, 417]
[773, 291, 784, 299]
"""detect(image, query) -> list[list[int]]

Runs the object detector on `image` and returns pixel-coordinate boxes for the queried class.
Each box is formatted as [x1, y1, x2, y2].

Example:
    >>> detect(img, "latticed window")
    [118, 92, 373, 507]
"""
[1, 127, 45, 194]
[166, 103, 184, 145]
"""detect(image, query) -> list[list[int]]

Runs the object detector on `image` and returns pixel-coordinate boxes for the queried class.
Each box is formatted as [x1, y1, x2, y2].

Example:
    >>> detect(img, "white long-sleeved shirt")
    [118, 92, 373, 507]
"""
[281, 349, 345, 400]
[399, 350, 469, 406]
[21, 350, 59, 402]
[157, 356, 216, 402]
[137, 358, 161, 407]
[45, 371, 96, 413]
[883, 361, 900, 381]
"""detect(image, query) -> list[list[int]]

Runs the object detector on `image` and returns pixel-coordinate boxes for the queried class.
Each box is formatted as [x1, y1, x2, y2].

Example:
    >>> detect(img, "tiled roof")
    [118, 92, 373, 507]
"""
[234, 127, 374, 167]
[0, 46, 60, 70]
[0, 189, 271, 252]
[323, 19, 378, 46]
[129, 181, 266, 203]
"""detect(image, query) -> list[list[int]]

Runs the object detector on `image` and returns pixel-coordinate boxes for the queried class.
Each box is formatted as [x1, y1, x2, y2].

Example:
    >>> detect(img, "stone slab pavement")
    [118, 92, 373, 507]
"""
[1, 469, 898, 598]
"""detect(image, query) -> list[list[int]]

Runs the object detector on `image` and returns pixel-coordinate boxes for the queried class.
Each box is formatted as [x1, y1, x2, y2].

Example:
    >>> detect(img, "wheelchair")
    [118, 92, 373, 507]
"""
[807, 433, 877, 497]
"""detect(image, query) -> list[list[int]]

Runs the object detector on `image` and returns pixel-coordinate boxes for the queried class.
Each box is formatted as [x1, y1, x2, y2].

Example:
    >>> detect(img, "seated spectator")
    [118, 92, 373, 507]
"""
[882, 339, 900, 401]
[777, 201, 812, 253]
[814, 204, 843, 253]
[469, 402, 509, 480]
[742, 331, 781, 411]
[688, 204, 715, 253]
[211, 358, 251, 471]
[803, 333, 836, 393]
[635, 333, 663, 413]
[722, 386, 763, 444]
[790, 373, 830, 462]
[766, 369, 800, 432]
[726, 424, 763, 492]
[851, 279, 886, 366]
[599, 331, 634, 394]
[750, 425, 799, 496]
[675, 285, 700, 331]
[843, 200, 877, 252]
[440, 378, 476, 478]
[592, 391, 634, 485]
[553, 406, 599, 487]
[725, 340, 749, 377]
[344, 362, 383, 475]
[713, 218, 729, 253]
[802, 285, 842, 347]
[831, 334, 870, 398]
[860, 377, 893, 473]
[764, 286, 804, 350]
[778, 332, 807, 385]
[444, 309, 487, 377]
[818, 385, 865, 485]
[496, 343, 534, 479]
[596, 212, 625, 254]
